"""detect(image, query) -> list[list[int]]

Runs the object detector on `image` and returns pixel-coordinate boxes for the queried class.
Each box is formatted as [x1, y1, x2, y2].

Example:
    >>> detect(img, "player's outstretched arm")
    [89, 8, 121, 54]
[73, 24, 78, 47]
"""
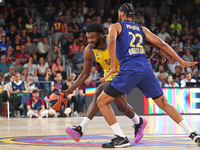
[61, 45, 93, 96]
[142, 26, 198, 72]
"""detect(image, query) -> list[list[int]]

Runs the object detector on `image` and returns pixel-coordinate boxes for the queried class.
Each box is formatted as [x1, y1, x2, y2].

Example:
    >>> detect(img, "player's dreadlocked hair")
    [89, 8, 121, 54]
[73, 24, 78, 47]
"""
[86, 22, 104, 34]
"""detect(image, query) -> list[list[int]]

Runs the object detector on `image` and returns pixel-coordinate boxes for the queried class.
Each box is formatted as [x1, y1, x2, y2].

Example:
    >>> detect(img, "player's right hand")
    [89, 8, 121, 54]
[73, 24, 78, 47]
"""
[180, 61, 198, 73]
[104, 67, 119, 80]
[60, 90, 70, 96]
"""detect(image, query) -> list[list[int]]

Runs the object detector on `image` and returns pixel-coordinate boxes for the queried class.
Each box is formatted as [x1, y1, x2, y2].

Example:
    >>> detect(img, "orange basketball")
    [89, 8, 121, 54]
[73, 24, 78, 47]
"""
[49, 92, 61, 111]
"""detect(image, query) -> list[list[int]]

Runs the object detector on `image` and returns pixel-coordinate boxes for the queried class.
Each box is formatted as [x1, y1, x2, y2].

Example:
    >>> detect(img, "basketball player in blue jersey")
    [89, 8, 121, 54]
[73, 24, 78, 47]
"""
[62, 22, 172, 143]
[96, 3, 200, 148]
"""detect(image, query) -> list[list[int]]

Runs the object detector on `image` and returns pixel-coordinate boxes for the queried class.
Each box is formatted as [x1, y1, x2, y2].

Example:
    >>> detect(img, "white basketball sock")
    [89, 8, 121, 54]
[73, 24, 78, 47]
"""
[80, 117, 91, 132]
[178, 120, 194, 135]
[131, 113, 140, 124]
[111, 123, 126, 138]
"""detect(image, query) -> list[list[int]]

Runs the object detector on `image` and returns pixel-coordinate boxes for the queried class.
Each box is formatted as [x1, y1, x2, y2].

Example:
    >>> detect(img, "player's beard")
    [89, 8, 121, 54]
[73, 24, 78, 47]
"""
[91, 38, 100, 49]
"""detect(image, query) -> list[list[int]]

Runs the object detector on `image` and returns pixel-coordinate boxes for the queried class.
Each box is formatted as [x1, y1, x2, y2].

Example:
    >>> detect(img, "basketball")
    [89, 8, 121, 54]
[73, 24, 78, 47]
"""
[48, 92, 61, 111]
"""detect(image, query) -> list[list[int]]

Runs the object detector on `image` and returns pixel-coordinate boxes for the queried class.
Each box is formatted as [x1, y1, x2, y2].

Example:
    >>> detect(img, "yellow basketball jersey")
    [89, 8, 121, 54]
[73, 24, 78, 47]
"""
[91, 35, 120, 82]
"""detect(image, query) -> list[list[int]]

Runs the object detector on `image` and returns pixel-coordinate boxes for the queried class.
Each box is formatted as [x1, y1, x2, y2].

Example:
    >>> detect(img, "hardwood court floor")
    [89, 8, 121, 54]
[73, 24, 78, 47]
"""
[0, 115, 199, 150]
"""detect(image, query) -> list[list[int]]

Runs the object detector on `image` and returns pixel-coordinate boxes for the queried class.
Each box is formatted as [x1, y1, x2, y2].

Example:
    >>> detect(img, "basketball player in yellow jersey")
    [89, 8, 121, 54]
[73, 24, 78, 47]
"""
[62, 22, 172, 143]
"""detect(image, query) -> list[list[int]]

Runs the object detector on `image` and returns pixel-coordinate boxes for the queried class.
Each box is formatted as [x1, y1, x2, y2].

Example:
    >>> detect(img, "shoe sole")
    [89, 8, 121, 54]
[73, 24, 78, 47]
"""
[66, 127, 81, 142]
[134, 118, 148, 143]
[195, 137, 200, 146]
[114, 142, 130, 148]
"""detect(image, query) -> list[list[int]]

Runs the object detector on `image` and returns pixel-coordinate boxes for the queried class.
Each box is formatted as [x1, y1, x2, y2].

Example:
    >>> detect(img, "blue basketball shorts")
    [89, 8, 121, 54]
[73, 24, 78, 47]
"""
[109, 60, 163, 98]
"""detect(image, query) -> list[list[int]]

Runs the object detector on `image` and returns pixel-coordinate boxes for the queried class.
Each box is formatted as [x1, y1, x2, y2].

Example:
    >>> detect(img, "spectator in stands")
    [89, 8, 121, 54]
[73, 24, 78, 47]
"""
[62, 27, 74, 55]
[52, 57, 66, 80]
[76, 11, 84, 26]
[16, 17, 24, 34]
[0, 36, 9, 55]
[37, 36, 50, 60]
[69, 39, 80, 62]
[70, 72, 76, 83]
[194, 37, 200, 51]
[28, 25, 42, 46]
[0, 27, 6, 42]
[150, 47, 160, 70]
[44, 67, 55, 82]
[12, 0, 26, 18]
[193, 26, 200, 40]
[51, 72, 64, 92]
[0, 55, 11, 75]
[182, 27, 193, 43]
[90, 66, 99, 82]
[47, 45, 61, 66]
[57, 1, 66, 16]
[0, 13, 6, 27]
[25, 17, 34, 33]
[25, 35, 37, 60]
[3, 66, 15, 85]
[157, 72, 166, 87]
[5, 45, 15, 64]
[103, 16, 112, 30]
[51, 15, 66, 45]
[64, 10, 72, 24]
[183, 38, 195, 54]
[20, 29, 27, 43]
[149, 17, 159, 34]
[19, 75, 36, 117]
[159, 1, 170, 20]
[12, 34, 24, 53]
[135, 1, 144, 16]
[182, 49, 194, 73]
[10, 72, 28, 117]
[110, 8, 118, 23]
[0, 75, 14, 117]
[45, 1, 55, 23]
[171, 36, 183, 53]
[180, 72, 196, 87]
[16, 45, 30, 65]
[172, 66, 182, 81]
[191, 64, 198, 78]
[6, 25, 17, 44]
[167, 59, 181, 74]
[61, 75, 78, 117]
[13, 58, 23, 73]
[195, 49, 200, 69]
[145, 0, 155, 19]
[156, 65, 169, 79]
[5, 8, 16, 26]
[172, 8, 185, 24]
[22, 7, 31, 25]
[68, 16, 80, 38]
[194, 70, 200, 81]
[170, 18, 183, 36]
[27, 89, 48, 118]
[77, 31, 86, 46]
[75, 45, 84, 73]
[157, 57, 169, 72]
[37, 57, 49, 81]
[157, 27, 171, 42]
[21, 68, 28, 81]
[23, 56, 38, 81]
[133, 11, 145, 26]
[78, 76, 95, 115]
[164, 75, 179, 87]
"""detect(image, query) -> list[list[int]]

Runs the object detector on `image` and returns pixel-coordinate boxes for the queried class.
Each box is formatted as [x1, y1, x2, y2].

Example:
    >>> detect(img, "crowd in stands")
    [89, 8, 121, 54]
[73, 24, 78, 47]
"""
[0, 0, 200, 118]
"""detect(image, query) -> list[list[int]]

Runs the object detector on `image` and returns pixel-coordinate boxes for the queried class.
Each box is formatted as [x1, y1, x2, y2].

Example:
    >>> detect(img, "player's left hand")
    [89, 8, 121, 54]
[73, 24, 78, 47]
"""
[180, 61, 198, 73]
[160, 50, 173, 63]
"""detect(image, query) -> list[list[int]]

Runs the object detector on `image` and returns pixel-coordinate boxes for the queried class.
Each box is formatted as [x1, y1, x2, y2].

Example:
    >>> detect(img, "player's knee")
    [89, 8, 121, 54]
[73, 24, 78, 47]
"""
[96, 97, 104, 108]
[155, 96, 168, 110]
